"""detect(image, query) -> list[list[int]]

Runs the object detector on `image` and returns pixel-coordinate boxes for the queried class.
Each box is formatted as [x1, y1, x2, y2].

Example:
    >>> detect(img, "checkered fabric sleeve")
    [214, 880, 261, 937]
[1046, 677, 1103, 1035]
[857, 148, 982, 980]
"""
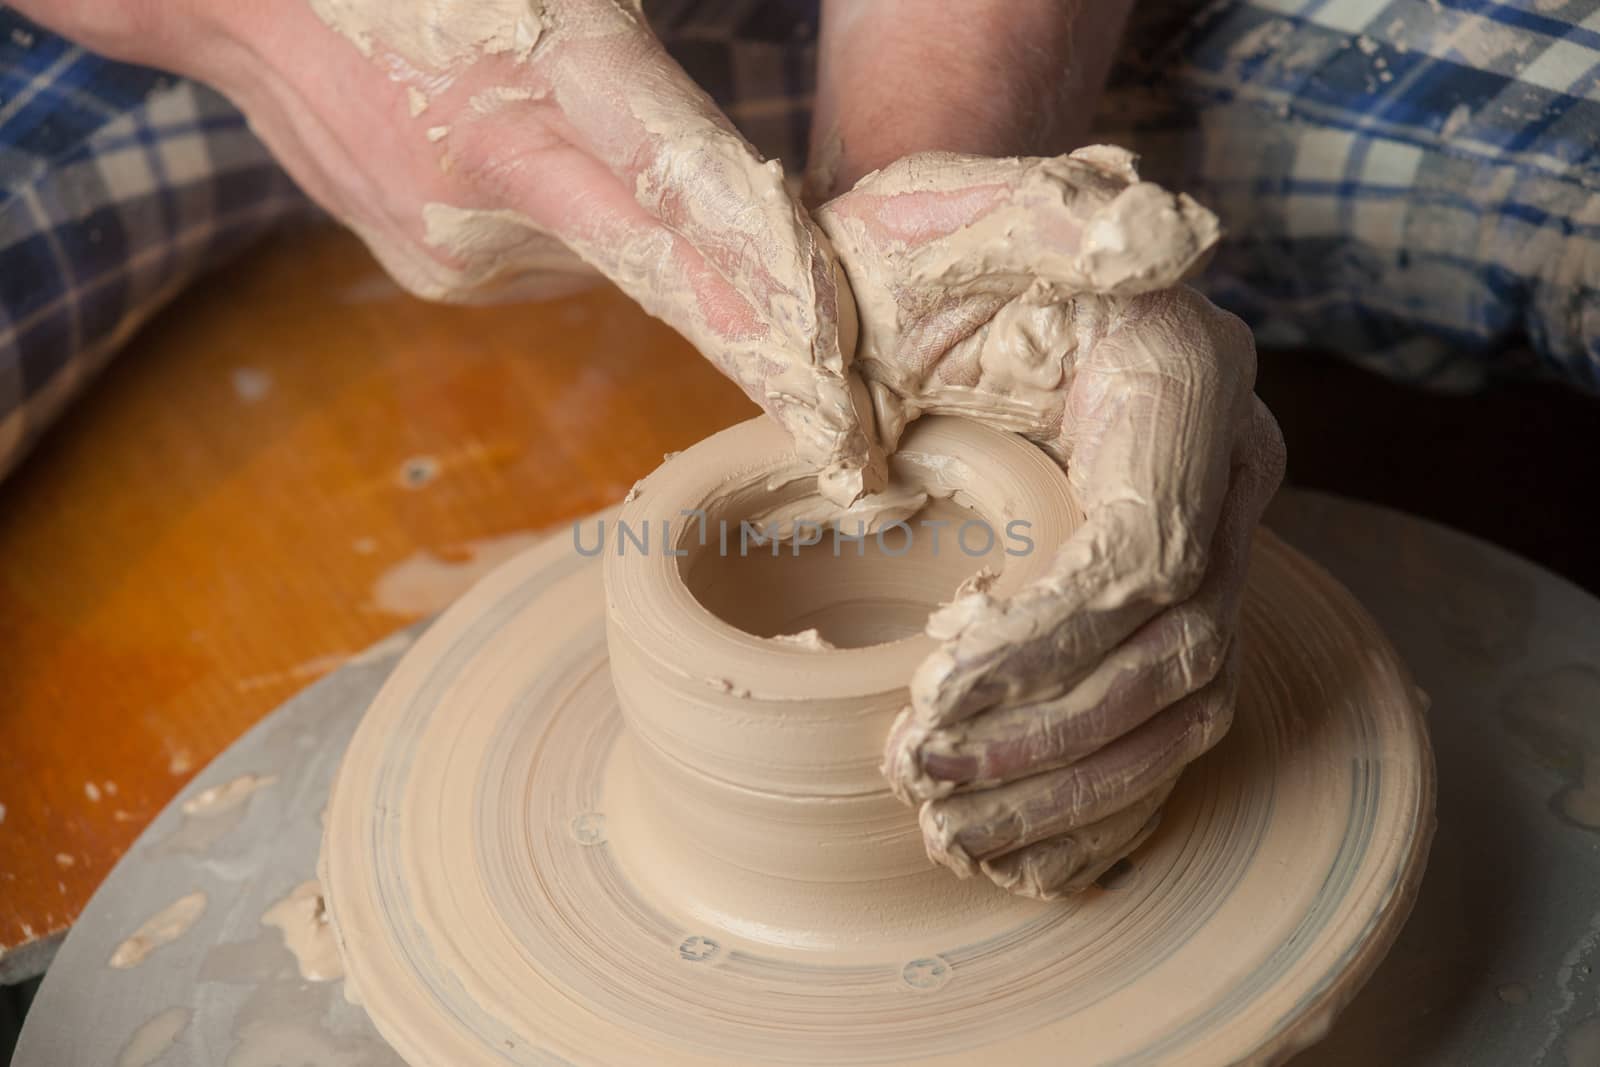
[1096, 0, 1600, 393]
[3, 1, 1597, 485]
[0, 9, 308, 481]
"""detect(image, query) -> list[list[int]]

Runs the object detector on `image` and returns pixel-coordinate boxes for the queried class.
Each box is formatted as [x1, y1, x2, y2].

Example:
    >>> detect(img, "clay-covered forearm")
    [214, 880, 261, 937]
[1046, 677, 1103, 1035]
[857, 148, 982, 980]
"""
[806, 0, 1136, 202]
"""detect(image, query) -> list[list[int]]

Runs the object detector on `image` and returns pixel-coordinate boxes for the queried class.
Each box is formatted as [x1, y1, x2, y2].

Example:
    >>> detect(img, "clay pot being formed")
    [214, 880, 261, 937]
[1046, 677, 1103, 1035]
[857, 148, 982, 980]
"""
[602, 415, 1080, 950]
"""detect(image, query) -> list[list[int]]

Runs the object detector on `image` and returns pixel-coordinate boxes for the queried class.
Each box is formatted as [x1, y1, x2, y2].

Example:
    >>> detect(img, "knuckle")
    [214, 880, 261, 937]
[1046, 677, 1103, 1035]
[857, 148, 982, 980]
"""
[1190, 676, 1238, 752]
[1150, 517, 1209, 604]
[1204, 692, 1237, 749]
[1093, 500, 1209, 607]
[1173, 611, 1229, 690]
[918, 799, 974, 876]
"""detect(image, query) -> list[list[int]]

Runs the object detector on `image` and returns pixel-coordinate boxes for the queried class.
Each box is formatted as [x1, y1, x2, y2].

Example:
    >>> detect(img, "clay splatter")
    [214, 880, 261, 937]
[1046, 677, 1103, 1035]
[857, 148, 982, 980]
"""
[236, 655, 351, 694]
[1500, 665, 1600, 831]
[262, 881, 344, 981]
[117, 1007, 189, 1067]
[231, 367, 272, 403]
[109, 891, 207, 969]
[1496, 982, 1529, 1005]
[181, 774, 279, 818]
[370, 531, 543, 617]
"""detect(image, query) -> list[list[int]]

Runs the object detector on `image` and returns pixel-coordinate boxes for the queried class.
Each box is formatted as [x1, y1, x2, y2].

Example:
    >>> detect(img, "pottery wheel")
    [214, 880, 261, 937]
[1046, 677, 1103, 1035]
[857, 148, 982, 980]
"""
[25, 490, 1600, 1067]
[320, 503, 1434, 1065]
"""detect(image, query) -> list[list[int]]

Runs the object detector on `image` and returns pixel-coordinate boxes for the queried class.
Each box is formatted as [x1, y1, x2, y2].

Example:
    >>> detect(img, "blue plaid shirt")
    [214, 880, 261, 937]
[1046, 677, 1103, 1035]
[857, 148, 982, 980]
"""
[0, 12, 307, 478]
[1098, 0, 1600, 394]
[3, 0, 1598, 479]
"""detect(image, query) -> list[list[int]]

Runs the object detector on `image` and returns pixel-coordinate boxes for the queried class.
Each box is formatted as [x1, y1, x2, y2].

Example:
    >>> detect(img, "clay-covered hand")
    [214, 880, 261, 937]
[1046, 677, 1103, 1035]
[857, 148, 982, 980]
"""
[816, 148, 1286, 899]
[21, 0, 879, 502]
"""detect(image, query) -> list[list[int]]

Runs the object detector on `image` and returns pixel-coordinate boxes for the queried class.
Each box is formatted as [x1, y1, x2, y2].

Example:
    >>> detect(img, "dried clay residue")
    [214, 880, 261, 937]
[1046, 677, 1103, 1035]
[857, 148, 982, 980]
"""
[768, 628, 837, 652]
[262, 880, 344, 982]
[1495, 981, 1529, 1005]
[181, 773, 278, 818]
[159, 773, 281, 855]
[236, 655, 352, 694]
[1568, 1015, 1600, 1065]
[1500, 664, 1600, 831]
[370, 531, 544, 617]
[109, 891, 207, 969]
[117, 1007, 189, 1067]
[231, 367, 272, 403]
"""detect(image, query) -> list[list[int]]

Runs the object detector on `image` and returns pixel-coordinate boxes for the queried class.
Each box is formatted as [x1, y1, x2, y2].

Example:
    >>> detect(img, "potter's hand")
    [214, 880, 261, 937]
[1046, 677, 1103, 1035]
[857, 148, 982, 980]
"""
[19, 0, 879, 503]
[818, 149, 1285, 900]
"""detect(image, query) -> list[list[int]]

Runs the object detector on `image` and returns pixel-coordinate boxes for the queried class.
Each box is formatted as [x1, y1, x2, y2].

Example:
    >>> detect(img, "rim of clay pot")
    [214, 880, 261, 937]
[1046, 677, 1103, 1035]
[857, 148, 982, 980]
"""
[604, 414, 1079, 705]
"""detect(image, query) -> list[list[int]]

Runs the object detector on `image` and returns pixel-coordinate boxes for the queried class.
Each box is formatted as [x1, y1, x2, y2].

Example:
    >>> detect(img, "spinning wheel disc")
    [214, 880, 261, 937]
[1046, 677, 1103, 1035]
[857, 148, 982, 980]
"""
[322, 517, 1433, 1066]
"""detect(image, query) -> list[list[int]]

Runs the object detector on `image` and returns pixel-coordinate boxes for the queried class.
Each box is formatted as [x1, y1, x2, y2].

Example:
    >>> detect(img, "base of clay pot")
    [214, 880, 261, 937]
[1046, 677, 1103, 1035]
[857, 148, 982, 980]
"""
[320, 419, 1433, 1067]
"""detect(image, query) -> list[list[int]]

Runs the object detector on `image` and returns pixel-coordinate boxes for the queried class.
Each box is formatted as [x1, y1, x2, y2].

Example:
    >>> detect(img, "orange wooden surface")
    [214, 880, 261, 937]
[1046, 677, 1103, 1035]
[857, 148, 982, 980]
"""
[0, 224, 754, 974]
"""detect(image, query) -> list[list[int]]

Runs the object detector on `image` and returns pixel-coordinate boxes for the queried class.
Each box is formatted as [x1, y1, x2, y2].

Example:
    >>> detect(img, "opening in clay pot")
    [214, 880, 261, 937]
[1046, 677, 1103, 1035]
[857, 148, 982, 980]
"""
[679, 496, 1006, 650]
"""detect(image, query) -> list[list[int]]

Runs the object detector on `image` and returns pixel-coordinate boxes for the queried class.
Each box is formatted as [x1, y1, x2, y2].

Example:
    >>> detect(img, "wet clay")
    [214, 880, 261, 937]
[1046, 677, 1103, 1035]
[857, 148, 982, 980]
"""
[116, 1007, 189, 1067]
[181, 773, 277, 817]
[108, 891, 207, 970]
[321, 415, 1433, 1066]
[262, 880, 344, 982]
[599, 418, 1078, 948]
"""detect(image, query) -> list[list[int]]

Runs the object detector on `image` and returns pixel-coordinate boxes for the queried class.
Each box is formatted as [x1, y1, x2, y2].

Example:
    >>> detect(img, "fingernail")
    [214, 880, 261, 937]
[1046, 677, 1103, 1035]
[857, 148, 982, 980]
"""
[881, 710, 914, 791]
[883, 713, 961, 804]
[918, 804, 978, 878]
